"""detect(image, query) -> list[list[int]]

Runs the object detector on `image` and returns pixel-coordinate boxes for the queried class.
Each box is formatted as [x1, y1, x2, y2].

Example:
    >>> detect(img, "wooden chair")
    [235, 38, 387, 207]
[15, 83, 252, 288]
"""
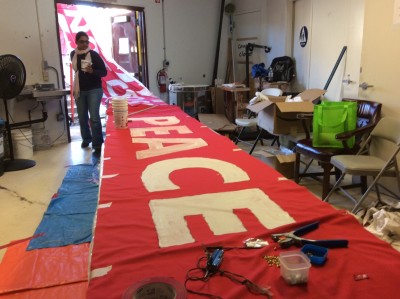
[294, 99, 382, 199]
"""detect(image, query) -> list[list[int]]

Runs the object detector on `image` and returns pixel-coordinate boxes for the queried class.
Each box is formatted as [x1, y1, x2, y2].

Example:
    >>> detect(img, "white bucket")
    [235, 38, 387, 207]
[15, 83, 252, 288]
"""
[113, 109, 128, 129]
[11, 128, 33, 159]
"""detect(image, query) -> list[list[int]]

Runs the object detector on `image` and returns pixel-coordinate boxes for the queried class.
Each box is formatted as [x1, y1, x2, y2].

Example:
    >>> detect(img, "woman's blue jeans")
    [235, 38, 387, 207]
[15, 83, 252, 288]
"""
[77, 88, 104, 149]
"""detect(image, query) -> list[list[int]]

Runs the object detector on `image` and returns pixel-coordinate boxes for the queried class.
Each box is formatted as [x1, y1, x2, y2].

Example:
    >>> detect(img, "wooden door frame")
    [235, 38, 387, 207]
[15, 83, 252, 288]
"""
[53, 0, 149, 89]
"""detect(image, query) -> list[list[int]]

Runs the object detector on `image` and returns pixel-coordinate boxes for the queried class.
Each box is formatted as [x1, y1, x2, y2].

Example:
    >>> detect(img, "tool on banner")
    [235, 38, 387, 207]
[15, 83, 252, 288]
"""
[244, 238, 269, 248]
[204, 248, 224, 278]
[127, 105, 156, 116]
[271, 221, 348, 249]
[204, 238, 269, 251]
[185, 248, 273, 298]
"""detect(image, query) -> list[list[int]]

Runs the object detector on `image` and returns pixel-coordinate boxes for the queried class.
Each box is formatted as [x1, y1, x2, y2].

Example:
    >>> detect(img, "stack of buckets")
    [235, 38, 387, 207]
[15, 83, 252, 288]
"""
[112, 97, 128, 129]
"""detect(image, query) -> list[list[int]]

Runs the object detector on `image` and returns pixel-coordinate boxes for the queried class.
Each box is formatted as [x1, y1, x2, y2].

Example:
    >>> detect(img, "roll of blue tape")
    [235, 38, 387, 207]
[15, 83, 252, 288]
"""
[122, 277, 187, 299]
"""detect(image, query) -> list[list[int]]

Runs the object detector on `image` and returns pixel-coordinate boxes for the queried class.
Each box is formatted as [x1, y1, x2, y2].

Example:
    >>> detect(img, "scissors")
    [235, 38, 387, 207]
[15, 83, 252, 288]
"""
[271, 221, 349, 249]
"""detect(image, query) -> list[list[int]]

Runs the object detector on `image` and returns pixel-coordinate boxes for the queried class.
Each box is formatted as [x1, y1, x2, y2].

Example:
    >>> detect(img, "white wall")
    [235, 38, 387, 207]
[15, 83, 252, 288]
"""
[0, 1, 44, 85]
[360, 0, 400, 117]
[0, 0, 226, 145]
[0, 0, 227, 92]
[0, 1, 67, 145]
[291, 0, 312, 93]
[230, 0, 264, 83]
[231, 0, 293, 85]
[265, 0, 293, 67]
[232, 0, 364, 101]
[6, 0, 397, 143]
[163, 0, 221, 87]
[304, 0, 364, 101]
[0, 0, 224, 93]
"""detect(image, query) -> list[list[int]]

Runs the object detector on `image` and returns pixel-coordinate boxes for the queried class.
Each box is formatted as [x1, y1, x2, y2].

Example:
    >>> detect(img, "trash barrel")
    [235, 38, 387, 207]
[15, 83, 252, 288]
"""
[169, 84, 210, 117]
[0, 119, 5, 176]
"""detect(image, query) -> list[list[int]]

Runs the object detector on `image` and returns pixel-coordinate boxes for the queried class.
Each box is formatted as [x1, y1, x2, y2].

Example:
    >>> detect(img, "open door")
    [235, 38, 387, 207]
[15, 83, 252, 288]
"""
[111, 11, 148, 87]
[55, 2, 150, 125]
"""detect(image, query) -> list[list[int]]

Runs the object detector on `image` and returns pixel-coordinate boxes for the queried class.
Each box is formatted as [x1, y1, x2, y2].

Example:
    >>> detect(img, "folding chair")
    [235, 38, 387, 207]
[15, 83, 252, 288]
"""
[234, 88, 282, 154]
[294, 99, 382, 199]
[324, 117, 400, 213]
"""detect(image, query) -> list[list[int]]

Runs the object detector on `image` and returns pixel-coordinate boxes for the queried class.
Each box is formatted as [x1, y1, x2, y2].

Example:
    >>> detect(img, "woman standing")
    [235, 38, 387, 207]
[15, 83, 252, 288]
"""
[70, 31, 107, 155]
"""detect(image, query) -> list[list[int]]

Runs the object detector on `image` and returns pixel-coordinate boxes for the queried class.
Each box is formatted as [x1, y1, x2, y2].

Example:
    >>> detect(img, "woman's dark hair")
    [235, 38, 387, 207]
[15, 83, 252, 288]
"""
[75, 31, 89, 43]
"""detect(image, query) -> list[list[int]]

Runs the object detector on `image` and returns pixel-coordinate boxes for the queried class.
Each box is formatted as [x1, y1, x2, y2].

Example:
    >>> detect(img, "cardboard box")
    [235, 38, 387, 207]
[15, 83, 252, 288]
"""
[254, 79, 290, 93]
[256, 146, 296, 179]
[247, 89, 325, 135]
[210, 87, 225, 114]
[197, 113, 236, 133]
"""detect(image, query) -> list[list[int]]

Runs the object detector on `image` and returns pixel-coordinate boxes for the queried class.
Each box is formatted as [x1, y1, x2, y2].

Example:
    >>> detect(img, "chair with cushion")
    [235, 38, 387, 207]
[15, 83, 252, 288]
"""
[294, 99, 382, 199]
[324, 117, 400, 213]
[234, 88, 282, 154]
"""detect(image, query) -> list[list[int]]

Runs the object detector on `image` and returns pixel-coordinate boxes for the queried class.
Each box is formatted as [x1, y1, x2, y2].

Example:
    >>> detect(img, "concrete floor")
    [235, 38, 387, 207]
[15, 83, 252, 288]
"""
[0, 124, 94, 261]
[233, 135, 388, 212]
[0, 126, 386, 263]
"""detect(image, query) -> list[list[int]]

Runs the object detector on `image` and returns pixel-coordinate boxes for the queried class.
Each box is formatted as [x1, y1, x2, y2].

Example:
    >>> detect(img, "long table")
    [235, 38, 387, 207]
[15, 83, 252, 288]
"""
[87, 97, 400, 299]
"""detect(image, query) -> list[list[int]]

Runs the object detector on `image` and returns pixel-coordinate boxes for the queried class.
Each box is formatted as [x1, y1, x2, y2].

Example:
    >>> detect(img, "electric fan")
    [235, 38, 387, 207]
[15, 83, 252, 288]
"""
[0, 54, 36, 171]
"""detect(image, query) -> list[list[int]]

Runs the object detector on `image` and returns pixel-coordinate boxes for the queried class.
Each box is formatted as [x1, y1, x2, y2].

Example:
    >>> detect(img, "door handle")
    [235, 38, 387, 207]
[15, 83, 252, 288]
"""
[359, 82, 374, 90]
[342, 75, 354, 85]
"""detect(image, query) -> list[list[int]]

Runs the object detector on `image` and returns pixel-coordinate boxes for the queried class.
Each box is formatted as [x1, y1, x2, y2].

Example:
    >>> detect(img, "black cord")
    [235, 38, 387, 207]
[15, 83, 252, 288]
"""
[185, 262, 223, 299]
[219, 270, 273, 298]
[185, 255, 273, 299]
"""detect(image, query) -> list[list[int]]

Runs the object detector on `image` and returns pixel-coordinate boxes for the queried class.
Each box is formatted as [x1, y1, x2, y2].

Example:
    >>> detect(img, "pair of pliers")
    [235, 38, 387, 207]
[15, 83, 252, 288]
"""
[271, 221, 348, 249]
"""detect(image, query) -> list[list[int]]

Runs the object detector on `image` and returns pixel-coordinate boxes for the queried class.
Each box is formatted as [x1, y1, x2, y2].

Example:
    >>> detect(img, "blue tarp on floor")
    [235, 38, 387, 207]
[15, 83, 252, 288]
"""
[28, 164, 99, 250]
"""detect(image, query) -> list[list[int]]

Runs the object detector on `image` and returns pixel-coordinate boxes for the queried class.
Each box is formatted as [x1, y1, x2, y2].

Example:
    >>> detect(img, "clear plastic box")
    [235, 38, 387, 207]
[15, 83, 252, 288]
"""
[279, 250, 311, 285]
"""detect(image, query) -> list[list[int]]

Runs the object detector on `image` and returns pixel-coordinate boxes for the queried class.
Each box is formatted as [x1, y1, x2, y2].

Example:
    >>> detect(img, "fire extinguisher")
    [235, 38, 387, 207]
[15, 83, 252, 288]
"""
[157, 69, 168, 93]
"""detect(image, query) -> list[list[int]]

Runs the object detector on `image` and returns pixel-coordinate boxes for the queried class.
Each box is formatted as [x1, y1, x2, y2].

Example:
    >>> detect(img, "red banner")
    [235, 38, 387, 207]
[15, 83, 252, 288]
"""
[87, 101, 400, 299]
[57, 4, 154, 100]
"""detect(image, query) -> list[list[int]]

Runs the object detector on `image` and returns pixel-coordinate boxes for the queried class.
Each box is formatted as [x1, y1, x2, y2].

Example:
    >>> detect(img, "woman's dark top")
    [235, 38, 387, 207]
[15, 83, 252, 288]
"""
[70, 50, 107, 91]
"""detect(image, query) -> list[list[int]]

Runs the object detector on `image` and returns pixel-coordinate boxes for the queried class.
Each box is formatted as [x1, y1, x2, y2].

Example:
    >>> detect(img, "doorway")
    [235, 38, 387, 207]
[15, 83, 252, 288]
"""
[111, 11, 148, 84]
[55, 1, 149, 123]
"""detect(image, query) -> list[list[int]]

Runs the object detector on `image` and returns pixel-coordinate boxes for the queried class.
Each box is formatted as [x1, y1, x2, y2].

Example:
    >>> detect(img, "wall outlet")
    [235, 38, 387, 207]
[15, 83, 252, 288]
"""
[56, 113, 64, 122]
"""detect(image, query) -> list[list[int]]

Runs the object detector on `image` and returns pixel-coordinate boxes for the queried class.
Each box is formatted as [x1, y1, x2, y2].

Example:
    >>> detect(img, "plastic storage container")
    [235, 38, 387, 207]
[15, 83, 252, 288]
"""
[279, 251, 311, 285]
[301, 244, 328, 265]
